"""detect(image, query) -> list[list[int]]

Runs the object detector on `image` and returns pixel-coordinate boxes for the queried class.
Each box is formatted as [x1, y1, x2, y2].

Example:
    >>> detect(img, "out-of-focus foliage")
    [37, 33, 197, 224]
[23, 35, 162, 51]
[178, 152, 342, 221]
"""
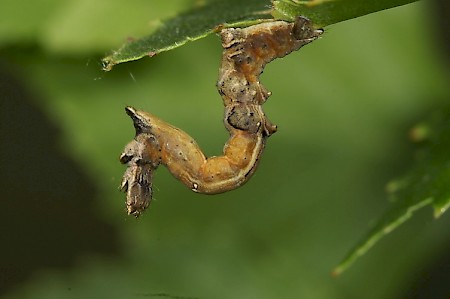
[334, 109, 450, 275]
[1, 1, 449, 299]
[0, 0, 196, 54]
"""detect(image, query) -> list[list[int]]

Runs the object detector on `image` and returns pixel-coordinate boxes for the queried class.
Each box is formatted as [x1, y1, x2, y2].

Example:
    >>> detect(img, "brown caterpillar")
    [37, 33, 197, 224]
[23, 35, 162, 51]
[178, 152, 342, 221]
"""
[119, 16, 323, 216]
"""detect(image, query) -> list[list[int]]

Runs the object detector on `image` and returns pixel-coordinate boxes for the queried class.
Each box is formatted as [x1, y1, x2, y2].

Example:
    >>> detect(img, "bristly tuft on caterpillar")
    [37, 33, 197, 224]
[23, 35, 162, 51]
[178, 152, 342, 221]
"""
[119, 16, 323, 217]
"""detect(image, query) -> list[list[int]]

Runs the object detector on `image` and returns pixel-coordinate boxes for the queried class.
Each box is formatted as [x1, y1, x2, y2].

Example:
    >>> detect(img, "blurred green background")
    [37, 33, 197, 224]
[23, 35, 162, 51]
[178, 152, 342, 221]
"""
[1, 1, 449, 298]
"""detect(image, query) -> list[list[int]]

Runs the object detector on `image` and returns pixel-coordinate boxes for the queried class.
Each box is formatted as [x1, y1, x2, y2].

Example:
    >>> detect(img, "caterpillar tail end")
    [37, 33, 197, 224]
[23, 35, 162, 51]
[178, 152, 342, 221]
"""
[119, 140, 155, 217]
[119, 162, 153, 217]
[119, 107, 162, 217]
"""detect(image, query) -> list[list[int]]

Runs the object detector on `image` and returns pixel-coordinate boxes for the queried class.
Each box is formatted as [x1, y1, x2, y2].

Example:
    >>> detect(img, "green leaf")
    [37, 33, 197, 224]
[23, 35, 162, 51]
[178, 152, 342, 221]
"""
[333, 108, 450, 276]
[102, 0, 273, 71]
[272, 0, 420, 26]
[103, 0, 420, 70]
[406, 110, 450, 218]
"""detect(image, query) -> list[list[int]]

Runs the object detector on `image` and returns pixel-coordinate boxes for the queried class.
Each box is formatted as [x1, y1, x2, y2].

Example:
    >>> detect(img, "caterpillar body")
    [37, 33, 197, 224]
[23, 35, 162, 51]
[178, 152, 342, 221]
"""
[120, 16, 323, 216]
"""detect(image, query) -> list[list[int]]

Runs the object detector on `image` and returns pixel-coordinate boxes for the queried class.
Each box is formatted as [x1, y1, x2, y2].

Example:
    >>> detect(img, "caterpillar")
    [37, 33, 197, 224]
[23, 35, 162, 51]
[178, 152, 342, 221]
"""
[119, 16, 323, 216]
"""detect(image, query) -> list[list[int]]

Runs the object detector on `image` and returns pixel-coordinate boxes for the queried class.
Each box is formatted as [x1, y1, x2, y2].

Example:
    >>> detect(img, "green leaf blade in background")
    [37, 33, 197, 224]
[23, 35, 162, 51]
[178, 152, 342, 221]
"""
[103, 0, 420, 70]
[408, 111, 450, 218]
[334, 108, 450, 275]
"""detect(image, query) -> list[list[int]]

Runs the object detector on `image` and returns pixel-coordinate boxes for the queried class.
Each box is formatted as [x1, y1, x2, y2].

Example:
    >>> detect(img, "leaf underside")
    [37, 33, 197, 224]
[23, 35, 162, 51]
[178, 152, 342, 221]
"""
[271, 0, 419, 25]
[102, 0, 419, 71]
[102, 0, 273, 71]
[333, 108, 450, 275]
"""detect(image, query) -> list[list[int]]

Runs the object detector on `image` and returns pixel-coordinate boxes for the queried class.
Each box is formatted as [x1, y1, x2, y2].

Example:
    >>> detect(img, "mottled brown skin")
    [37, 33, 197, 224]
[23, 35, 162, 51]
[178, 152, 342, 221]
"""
[218, 17, 322, 137]
[119, 17, 323, 216]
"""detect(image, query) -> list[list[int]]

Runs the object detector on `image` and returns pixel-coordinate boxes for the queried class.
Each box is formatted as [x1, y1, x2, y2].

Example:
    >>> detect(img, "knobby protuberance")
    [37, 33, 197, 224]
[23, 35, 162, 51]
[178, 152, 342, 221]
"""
[119, 16, 323, 216]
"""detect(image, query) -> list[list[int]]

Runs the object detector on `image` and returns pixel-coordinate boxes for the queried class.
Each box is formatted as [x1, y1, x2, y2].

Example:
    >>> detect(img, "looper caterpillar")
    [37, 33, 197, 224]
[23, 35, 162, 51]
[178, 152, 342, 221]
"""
[119, 16, 323, 216]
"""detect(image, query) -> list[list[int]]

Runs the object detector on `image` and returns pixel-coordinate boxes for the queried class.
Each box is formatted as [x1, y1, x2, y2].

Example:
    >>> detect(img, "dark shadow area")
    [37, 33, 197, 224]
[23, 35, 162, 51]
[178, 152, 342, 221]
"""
[405, 240, 450, 299]
[430, 0, 450, 65]
[0, 61, 121, 295]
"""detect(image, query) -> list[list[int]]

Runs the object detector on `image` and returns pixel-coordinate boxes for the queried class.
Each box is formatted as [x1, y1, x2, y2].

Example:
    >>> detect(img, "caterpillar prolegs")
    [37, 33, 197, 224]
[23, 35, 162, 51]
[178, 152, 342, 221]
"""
[120, 16, 323, 216]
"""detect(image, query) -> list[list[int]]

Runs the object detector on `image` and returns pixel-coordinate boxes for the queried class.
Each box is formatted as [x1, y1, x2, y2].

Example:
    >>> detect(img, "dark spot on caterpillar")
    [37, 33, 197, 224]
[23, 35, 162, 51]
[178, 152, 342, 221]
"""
[119, 17, 322, 216]
[226, 105, 261, 133]
[119, 153, 132, 164]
